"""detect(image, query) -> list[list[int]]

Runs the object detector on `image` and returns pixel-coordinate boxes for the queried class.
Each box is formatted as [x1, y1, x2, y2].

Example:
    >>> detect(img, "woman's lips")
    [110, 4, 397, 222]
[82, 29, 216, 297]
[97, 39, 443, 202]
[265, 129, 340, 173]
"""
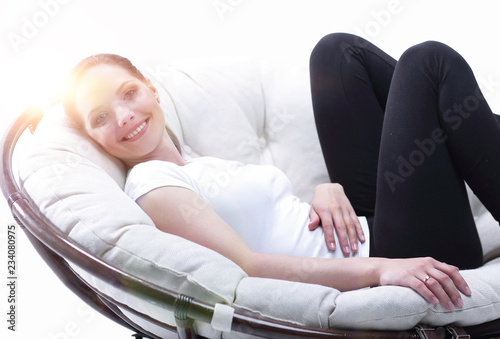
[123, 119, 148, 141]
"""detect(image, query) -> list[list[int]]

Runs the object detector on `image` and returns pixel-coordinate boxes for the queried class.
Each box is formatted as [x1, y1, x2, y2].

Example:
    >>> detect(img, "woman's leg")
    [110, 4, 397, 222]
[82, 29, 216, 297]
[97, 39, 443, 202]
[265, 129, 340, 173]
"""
[374, 41, 500, 269]
[310, 33, 396, 217]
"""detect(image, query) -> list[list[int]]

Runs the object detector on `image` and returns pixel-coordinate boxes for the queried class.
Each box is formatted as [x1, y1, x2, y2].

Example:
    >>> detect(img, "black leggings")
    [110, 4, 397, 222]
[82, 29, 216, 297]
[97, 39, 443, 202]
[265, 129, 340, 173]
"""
[310, 33, 500, 269]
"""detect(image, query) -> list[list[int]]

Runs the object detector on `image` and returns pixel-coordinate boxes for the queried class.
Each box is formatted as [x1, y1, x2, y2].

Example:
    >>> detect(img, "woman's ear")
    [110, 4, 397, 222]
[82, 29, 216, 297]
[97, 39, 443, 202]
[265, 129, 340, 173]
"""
[146, 80, 160, 103]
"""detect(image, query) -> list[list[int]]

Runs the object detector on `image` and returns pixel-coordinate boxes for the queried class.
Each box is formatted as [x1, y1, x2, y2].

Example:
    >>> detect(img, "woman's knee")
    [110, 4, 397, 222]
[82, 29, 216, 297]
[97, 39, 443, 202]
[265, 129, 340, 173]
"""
[399, 40, 464, 70]
[310, 33, 369, 63]
[314, 32, 361, 48]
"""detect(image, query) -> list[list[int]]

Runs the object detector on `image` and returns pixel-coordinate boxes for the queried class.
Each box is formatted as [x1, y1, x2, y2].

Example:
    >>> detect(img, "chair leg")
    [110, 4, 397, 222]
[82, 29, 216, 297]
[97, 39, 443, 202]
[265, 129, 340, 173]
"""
[446, 325, 471, 339]
[414, 324, 440, 338]
[176, 318, 198, 339]
[174, 294, 199, 339]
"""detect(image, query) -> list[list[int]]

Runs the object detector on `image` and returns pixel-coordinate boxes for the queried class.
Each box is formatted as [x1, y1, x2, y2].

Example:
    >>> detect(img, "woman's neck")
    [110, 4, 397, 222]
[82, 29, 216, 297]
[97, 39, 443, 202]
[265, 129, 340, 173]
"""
[124, 133, 186, 169]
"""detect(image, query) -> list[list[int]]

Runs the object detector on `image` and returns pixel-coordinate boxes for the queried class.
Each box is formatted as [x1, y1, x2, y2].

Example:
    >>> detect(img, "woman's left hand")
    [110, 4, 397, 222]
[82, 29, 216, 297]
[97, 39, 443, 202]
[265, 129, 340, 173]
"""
[378, 257, 471, 310]
[309, 183, 365, 254]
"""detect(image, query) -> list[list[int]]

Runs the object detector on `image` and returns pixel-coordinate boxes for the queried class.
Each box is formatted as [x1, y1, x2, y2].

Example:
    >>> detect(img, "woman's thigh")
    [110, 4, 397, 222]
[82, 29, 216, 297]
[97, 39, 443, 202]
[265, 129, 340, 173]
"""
[373, 41, 492, 269]
[310, 32, 396, 217]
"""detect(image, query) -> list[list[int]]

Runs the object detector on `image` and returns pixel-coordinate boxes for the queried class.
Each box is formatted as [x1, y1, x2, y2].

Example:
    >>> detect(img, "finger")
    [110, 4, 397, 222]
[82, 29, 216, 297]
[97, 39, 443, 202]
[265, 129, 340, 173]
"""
[431, 265, 470, 308]
[318, 211, 337, 251]
[436, 262, 471, 297]
[343, 209, 359, 252]
[408, 276, 439, 306]
[308, 209, 320, 230]
[330, 208, 350, 254]
[423, 275, 456, 311]
[350, 210, 365, 243]
[339, 194, 365, 244]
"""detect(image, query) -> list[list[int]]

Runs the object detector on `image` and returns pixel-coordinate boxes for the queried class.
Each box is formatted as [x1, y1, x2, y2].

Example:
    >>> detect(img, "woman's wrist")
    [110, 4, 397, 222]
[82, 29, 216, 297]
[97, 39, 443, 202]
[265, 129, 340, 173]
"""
[369, 257, 386, 288]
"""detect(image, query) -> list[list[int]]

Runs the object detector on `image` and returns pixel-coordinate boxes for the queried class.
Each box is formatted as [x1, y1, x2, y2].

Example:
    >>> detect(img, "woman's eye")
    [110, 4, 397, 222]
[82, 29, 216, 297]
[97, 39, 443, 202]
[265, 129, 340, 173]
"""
[123, 89, 136, 100]
[94, 112, 108, 126]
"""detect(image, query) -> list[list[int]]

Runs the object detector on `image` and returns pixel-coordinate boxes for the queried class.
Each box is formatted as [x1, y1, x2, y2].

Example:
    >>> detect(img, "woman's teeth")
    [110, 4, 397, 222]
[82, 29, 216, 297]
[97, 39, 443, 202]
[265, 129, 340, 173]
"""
[125, 121, 147, 140]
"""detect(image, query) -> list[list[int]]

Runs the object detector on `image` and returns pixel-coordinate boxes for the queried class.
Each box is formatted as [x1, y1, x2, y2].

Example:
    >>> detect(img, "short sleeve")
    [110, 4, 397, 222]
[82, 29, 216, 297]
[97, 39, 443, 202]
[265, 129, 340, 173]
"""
[125, 160, 195, 201]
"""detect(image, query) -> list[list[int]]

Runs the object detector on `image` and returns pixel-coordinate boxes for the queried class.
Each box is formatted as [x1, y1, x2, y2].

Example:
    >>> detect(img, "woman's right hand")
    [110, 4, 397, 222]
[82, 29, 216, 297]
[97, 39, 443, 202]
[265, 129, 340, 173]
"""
[377, 257, 471, 310]
[308, 183, 365, 254]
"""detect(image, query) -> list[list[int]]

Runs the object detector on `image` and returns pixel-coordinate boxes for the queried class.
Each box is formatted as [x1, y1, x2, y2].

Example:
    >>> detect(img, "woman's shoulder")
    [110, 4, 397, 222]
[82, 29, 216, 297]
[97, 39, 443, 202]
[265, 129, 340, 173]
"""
[125, 159, 195, 201]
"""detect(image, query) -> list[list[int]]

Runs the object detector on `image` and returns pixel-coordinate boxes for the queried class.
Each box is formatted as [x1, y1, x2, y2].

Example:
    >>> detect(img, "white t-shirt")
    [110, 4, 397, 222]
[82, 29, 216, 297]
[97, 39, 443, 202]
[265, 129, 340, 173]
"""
[125, 156, 370, 259]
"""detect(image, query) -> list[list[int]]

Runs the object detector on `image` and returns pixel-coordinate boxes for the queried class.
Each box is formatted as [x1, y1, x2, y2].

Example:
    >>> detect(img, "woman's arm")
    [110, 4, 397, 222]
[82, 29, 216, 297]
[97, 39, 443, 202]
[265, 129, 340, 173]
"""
[137, 186, 470, 310]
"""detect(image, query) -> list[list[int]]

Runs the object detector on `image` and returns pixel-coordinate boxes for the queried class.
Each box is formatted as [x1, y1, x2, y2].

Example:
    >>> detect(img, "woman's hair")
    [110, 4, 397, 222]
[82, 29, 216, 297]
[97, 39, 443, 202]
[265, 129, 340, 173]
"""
[63, 53, 181, 153]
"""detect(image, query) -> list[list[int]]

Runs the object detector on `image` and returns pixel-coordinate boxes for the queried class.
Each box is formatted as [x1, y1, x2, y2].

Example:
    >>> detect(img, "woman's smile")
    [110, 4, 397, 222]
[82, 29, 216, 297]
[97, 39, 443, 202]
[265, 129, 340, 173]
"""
[123, 118, 149, 141]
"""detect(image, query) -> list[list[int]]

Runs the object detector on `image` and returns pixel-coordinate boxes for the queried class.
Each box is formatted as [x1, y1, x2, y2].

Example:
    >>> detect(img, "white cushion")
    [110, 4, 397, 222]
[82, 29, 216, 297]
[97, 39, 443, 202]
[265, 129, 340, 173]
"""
[19, 105, 247, 337]
[17, 56, 500, 337]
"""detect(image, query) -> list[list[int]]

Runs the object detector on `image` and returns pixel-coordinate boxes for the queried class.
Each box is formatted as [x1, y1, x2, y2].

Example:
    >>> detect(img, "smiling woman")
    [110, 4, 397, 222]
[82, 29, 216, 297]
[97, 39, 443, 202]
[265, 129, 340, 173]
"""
[63, 53, 183, 167]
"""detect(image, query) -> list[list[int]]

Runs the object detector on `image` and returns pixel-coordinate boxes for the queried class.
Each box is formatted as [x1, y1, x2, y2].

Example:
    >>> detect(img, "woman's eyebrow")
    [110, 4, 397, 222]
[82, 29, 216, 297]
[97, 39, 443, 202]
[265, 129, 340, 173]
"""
[116, 80, 135, 94]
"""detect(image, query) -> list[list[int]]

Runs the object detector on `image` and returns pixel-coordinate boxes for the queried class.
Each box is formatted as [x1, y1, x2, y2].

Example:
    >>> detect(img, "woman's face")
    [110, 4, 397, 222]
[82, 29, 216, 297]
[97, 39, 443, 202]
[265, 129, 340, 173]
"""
[74, 64, 168, 165]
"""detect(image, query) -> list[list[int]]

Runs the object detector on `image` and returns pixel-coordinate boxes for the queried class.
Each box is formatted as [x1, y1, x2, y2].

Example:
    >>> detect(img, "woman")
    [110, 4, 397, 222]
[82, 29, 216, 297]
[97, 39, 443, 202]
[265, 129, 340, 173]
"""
[62, 33, 500, 312]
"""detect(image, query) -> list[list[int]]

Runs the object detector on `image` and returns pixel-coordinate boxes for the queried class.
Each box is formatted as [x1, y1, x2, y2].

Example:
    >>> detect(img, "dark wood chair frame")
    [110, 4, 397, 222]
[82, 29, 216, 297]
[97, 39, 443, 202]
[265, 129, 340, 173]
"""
[2, 107, 500, 339]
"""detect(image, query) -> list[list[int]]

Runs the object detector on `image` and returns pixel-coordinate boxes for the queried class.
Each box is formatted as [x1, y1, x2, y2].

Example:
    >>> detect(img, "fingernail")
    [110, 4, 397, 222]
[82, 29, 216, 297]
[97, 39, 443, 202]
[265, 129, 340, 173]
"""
[330, 243, 335, 251]
[344, 246, 350, 254]
[352, 243, 358, 252]
[455, 297, 464, 308]
[447, 302, 455, 311]
[465, 286, 471, 295]
[431, 297, 439, 305]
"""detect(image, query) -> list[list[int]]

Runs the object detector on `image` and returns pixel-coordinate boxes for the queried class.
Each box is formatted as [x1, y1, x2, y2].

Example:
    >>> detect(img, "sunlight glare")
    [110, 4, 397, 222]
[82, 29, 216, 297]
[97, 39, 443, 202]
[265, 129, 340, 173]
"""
[0, 47, 73, 120]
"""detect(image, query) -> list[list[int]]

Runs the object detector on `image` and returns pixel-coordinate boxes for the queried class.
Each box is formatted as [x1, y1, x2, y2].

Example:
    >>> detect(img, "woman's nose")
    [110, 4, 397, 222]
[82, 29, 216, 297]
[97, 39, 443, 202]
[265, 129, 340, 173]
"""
[115, 105, 135, 127]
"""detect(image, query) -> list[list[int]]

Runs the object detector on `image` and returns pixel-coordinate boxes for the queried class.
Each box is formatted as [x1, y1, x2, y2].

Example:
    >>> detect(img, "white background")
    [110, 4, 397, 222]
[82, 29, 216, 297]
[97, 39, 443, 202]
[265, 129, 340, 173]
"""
[1, 0, 500, 338]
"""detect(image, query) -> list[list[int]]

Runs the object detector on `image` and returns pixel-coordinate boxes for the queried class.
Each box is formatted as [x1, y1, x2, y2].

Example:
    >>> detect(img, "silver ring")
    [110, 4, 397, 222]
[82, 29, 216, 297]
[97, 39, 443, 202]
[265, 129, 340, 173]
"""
[423, 275, 431, 283]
